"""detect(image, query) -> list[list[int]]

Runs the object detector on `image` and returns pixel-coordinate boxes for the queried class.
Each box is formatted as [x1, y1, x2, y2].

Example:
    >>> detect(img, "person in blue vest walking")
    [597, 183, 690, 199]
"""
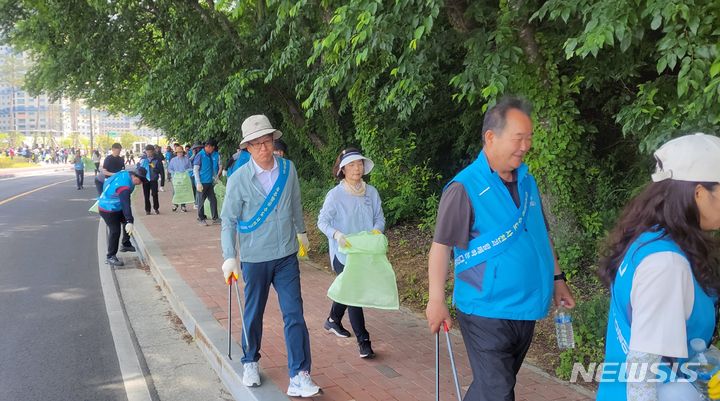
[193, 139, 222, 225]
[138, 144, 163, 215]
[73, 150, 84, 190]
[219, 114, 319, 397]
[426, 97, 575, 401]
[97, 167, 147, 266]
[226, 147, 251, 178]
[596, 133, 720, 401]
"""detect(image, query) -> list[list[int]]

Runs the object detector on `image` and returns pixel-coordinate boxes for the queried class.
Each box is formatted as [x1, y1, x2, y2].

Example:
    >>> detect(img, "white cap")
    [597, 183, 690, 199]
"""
[337, 150, 374, 176]
[651, 133, 720, 183]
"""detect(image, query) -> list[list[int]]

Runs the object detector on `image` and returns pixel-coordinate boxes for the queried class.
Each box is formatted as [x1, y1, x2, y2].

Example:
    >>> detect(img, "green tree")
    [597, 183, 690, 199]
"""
[2, 0, 718, 268]
[120, 132, 141, 150]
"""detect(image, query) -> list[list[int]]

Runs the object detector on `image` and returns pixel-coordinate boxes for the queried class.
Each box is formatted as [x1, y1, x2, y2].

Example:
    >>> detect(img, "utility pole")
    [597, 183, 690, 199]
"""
[89, 107, 93, 151]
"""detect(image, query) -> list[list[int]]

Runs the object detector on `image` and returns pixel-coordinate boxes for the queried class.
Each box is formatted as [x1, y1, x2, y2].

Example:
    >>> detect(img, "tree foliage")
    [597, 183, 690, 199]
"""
[1, 0, 718, 260]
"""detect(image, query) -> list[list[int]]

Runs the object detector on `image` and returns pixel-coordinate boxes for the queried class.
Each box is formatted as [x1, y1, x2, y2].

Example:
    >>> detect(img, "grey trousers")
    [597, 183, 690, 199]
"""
[457, 311, 535, 401]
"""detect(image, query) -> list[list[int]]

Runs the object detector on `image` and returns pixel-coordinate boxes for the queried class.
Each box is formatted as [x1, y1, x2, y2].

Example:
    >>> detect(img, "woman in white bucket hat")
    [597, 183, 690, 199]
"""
[317, 148, 386, 358]
[596, 133, 720, 401]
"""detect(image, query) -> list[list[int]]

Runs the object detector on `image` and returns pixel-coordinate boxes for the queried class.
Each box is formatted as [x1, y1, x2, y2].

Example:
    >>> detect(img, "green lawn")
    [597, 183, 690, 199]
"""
[0, 156, 35, 169]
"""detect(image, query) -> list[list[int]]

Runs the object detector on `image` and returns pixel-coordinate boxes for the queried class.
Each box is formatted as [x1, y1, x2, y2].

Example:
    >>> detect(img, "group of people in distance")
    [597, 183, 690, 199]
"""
[92, 97, 720, 401]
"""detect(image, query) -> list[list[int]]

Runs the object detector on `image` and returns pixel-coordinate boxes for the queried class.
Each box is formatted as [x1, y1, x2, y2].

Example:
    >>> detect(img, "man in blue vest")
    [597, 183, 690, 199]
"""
[219, 114, 317, 397]
[193, 139, 222, 225]
[426, 97, 576, 401]
[138, 144, 163, 215]
[98, 167, 147, 266]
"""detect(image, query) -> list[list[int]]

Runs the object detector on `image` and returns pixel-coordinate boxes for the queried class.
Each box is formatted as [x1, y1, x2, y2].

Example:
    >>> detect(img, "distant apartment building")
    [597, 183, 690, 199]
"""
[1, 46, 162, 142]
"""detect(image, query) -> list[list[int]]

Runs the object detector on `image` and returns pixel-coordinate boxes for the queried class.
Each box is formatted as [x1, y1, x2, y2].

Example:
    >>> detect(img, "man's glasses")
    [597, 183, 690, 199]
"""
[249, 138, 273, 149]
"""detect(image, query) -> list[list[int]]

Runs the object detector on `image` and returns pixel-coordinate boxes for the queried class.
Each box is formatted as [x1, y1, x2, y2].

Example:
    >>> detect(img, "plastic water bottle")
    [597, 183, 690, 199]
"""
[686, 338, 720, 399]
[554, 301, 575, 349]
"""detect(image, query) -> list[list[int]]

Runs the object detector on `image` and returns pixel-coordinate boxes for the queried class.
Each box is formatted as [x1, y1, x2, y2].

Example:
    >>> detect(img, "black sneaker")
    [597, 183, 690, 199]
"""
[358, 340, 375, 359]
[120, 245, 136, 252]
[181, 205, 187, 212]
[146, 211, 152, 215]
[172, 205, 178, 212]
[106, 256, 125, 266]
[153, 209, 160, 215]
[324, 319, 351, 338]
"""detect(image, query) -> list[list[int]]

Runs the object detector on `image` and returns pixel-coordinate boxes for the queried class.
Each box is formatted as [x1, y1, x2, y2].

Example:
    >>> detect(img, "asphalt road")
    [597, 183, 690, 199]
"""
[0, 171, 128, 401]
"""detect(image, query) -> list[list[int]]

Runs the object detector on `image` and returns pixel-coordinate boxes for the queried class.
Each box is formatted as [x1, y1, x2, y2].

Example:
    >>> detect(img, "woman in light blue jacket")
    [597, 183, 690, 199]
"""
[167, 145, 192, 212]
[317, 148, 385, 359]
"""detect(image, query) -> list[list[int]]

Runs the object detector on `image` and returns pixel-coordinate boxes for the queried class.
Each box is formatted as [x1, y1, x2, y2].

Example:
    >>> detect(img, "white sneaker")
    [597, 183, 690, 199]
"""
[159, 187, 165, 192]
[287, 371, 321, 397]
[242, 362, 261, 387]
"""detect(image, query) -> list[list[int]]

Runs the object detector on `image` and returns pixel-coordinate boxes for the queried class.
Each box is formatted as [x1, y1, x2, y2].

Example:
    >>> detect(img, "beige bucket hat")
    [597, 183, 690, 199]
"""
[240, 115, 283, 149]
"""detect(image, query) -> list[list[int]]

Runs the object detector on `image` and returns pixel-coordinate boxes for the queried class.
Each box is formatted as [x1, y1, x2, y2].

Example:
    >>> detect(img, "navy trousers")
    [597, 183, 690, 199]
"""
[240, 253, 311, 377]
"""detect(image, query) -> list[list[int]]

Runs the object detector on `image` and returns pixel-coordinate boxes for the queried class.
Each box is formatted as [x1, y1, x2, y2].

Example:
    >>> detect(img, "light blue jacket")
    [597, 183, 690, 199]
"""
[450, 150, 555, 321]
[317, 183, 385, 265]
[167, 155, 191, 175]
[220, 155, 306, 263]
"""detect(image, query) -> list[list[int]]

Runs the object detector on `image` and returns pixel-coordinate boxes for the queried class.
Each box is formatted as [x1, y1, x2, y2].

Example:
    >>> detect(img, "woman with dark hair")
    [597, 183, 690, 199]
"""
[317, 148, 385, 359]
[92, 150, 101, 175]
[597, 133, 720, 401]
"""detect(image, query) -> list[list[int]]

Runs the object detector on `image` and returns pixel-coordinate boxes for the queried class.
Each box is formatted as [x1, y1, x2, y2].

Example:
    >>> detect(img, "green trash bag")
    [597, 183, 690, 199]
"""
[83, 157, 95, 172]
[327, 232, 399, 310]
[88, 200, 99, 214]
[171, 172, 195, 205]
[204, 181, 226, 214]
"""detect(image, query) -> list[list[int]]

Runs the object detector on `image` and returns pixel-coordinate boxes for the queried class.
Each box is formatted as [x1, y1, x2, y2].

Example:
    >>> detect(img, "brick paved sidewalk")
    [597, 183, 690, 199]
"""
[134, 184, 594, 401]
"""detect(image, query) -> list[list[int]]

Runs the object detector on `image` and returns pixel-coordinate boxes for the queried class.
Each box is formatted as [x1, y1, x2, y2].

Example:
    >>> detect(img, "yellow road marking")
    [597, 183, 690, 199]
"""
[0, 178, 75, 206]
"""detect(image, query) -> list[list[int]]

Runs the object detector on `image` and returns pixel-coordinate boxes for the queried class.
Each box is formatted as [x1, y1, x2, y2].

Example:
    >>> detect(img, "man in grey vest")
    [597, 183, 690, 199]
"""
[220, 114, 318, 397]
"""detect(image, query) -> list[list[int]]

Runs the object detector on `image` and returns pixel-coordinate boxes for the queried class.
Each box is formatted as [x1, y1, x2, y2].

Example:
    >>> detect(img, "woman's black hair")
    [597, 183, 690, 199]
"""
[598, 180, 720, 294]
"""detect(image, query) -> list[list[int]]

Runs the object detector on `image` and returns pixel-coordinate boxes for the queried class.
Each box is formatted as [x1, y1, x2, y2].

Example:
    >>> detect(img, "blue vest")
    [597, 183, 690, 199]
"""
[138, 156, 160, 181]
[195, 149, 219, 183]
[98, 171, 134, 212]
[449, 151, 554, 320]
[227, 151, 251, 177]
[596, 231, 717, 400]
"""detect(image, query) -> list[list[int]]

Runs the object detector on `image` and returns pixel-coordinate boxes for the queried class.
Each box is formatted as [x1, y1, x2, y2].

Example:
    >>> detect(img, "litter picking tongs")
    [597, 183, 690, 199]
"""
[436, 321, 463, 401]
[225, 272, 250, 359]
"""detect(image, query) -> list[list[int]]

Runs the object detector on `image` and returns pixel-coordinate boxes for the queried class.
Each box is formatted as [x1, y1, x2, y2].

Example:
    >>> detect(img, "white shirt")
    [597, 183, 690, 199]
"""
[628, 252, 695, 358]
[251, 157, 279, 195]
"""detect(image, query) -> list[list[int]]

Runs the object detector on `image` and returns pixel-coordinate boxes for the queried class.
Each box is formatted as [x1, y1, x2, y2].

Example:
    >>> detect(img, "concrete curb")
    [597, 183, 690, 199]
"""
[131, 218, 290, 401]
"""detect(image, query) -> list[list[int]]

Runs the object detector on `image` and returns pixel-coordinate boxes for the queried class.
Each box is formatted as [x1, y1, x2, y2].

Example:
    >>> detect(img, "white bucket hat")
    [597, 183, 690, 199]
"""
[651, 133, 720, 183]
[240, 115, 283, 149]
[337, 149, 374, 176]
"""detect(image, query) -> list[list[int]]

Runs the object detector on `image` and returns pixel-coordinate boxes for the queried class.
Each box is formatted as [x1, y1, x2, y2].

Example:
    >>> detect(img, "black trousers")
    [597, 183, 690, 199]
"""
[95, 177, 104, 195]
[190, 176, 197, 203]
[457, 311, 535, 401]
[94, 162, 100, 175]
[328, 257, 369, 342]
[142, 181, 159, 212]
[99, 211, 131, 258]
[197, 182, 218, 220]
[75, 170, 84, 188]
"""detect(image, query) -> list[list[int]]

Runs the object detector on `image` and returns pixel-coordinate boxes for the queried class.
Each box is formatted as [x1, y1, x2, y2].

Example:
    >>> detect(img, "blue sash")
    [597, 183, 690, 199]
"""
[237, 158, 290, 233]
[454, 179, 530, 275]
